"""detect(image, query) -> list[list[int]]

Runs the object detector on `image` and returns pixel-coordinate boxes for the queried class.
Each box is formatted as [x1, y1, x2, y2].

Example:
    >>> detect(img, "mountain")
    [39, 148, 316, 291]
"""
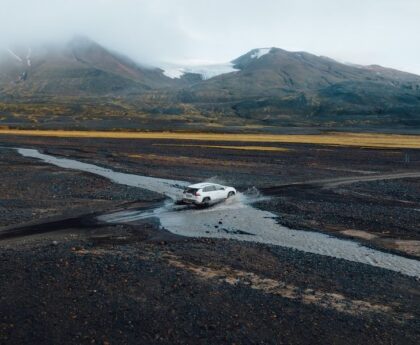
[1, 39, 420, 130]
[0, 36, 176, 97]
[185, 48, 420, 102]
[172, 48, 420, 127]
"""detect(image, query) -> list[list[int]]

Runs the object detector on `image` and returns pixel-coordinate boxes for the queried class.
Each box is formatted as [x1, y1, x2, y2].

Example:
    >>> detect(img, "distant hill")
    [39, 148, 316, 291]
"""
[1, 39, 420, 130]
[0, 36, 176, 97]
[181, 48, 420, 124]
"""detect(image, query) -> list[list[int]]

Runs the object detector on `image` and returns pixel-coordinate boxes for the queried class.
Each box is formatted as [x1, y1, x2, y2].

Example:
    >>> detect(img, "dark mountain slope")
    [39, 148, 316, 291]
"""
[179, 48, 420, 126]
[0, 37, 177, 97]
[186, 48, 420, 99]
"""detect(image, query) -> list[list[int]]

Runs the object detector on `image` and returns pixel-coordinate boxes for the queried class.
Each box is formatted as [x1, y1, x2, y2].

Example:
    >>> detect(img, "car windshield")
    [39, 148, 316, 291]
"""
[184, 188, 199, 194]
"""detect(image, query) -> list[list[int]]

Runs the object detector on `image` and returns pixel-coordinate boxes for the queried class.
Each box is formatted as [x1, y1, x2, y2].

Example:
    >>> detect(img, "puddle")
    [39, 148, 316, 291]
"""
[14, 148, 420, 278]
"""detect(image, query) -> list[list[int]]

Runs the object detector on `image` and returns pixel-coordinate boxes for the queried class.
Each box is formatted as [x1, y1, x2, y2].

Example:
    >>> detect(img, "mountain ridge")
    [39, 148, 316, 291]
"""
[1, 37, 420, 130]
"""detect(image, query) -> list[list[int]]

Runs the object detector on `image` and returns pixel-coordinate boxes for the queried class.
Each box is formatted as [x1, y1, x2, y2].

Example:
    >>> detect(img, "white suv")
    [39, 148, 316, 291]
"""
[182, 183, 236, 206]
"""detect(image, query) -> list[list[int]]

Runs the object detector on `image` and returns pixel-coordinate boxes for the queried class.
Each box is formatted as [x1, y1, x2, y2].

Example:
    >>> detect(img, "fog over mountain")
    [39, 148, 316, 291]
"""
[1, 35, 419, 131]
[1, 0, 420, 74]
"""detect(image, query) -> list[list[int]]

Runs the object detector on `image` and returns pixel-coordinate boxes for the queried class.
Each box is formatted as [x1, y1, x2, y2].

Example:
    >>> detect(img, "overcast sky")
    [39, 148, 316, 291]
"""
[1, 0, 419, 73]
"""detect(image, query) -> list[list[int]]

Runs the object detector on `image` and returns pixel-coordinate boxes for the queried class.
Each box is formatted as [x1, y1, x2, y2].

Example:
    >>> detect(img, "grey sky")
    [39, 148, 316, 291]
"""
[1, 0, 419, 74]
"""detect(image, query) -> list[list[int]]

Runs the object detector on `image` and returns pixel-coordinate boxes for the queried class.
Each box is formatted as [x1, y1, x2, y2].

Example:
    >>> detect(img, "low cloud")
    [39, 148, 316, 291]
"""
[1, 0, 419, 73]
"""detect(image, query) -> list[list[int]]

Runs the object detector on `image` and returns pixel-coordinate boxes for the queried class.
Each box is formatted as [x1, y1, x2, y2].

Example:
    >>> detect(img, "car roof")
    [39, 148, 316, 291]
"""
[187, 182, 222, 189]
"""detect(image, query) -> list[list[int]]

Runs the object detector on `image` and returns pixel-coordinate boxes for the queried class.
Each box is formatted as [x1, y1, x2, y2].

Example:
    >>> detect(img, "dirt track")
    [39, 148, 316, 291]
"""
[262, 171, 420, 192]
[323, 171, 420, 188]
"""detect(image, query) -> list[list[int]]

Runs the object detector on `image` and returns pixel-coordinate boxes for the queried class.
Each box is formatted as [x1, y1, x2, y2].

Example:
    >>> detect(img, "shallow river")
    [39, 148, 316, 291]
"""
[16, 148, 420, 278]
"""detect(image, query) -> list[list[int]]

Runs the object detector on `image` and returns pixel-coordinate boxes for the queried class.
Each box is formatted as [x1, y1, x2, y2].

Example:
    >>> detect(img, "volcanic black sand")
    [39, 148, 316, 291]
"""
[0, 135, 419, 344]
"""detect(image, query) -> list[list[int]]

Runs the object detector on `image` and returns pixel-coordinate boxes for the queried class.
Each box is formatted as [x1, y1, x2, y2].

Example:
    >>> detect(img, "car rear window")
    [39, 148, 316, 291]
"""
[184, 188, 199, 194]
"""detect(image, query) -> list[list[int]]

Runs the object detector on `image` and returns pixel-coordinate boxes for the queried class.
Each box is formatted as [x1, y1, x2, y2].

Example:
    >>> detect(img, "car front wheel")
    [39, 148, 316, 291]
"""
[228, 191, 235, 198]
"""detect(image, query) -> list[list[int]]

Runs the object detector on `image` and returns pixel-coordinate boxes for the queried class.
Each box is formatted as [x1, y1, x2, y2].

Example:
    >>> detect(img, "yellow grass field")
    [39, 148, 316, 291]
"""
[0, 129, 419, 149]
[153, 144, 291, 152]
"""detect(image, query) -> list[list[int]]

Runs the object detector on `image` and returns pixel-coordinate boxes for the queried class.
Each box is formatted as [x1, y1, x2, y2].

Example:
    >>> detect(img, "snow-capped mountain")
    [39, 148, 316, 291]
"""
[1, 37, 420, 129]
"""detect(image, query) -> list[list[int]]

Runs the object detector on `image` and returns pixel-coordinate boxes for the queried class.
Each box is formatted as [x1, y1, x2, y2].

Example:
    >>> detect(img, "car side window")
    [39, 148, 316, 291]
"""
[203, 186, 216, 192]
[216, 185, 225, 190]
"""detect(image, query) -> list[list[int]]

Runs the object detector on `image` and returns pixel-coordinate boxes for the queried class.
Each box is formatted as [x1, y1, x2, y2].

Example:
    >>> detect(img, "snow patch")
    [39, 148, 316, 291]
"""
[250, 48, 272, 59]
[162, 67, 185, 79]
[6, 48, 23, 62]
[162, 62, 239, 80]
[185, 63, 239, 80]
[26, 48, 32, 67]
[162, 48, 273, 80]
